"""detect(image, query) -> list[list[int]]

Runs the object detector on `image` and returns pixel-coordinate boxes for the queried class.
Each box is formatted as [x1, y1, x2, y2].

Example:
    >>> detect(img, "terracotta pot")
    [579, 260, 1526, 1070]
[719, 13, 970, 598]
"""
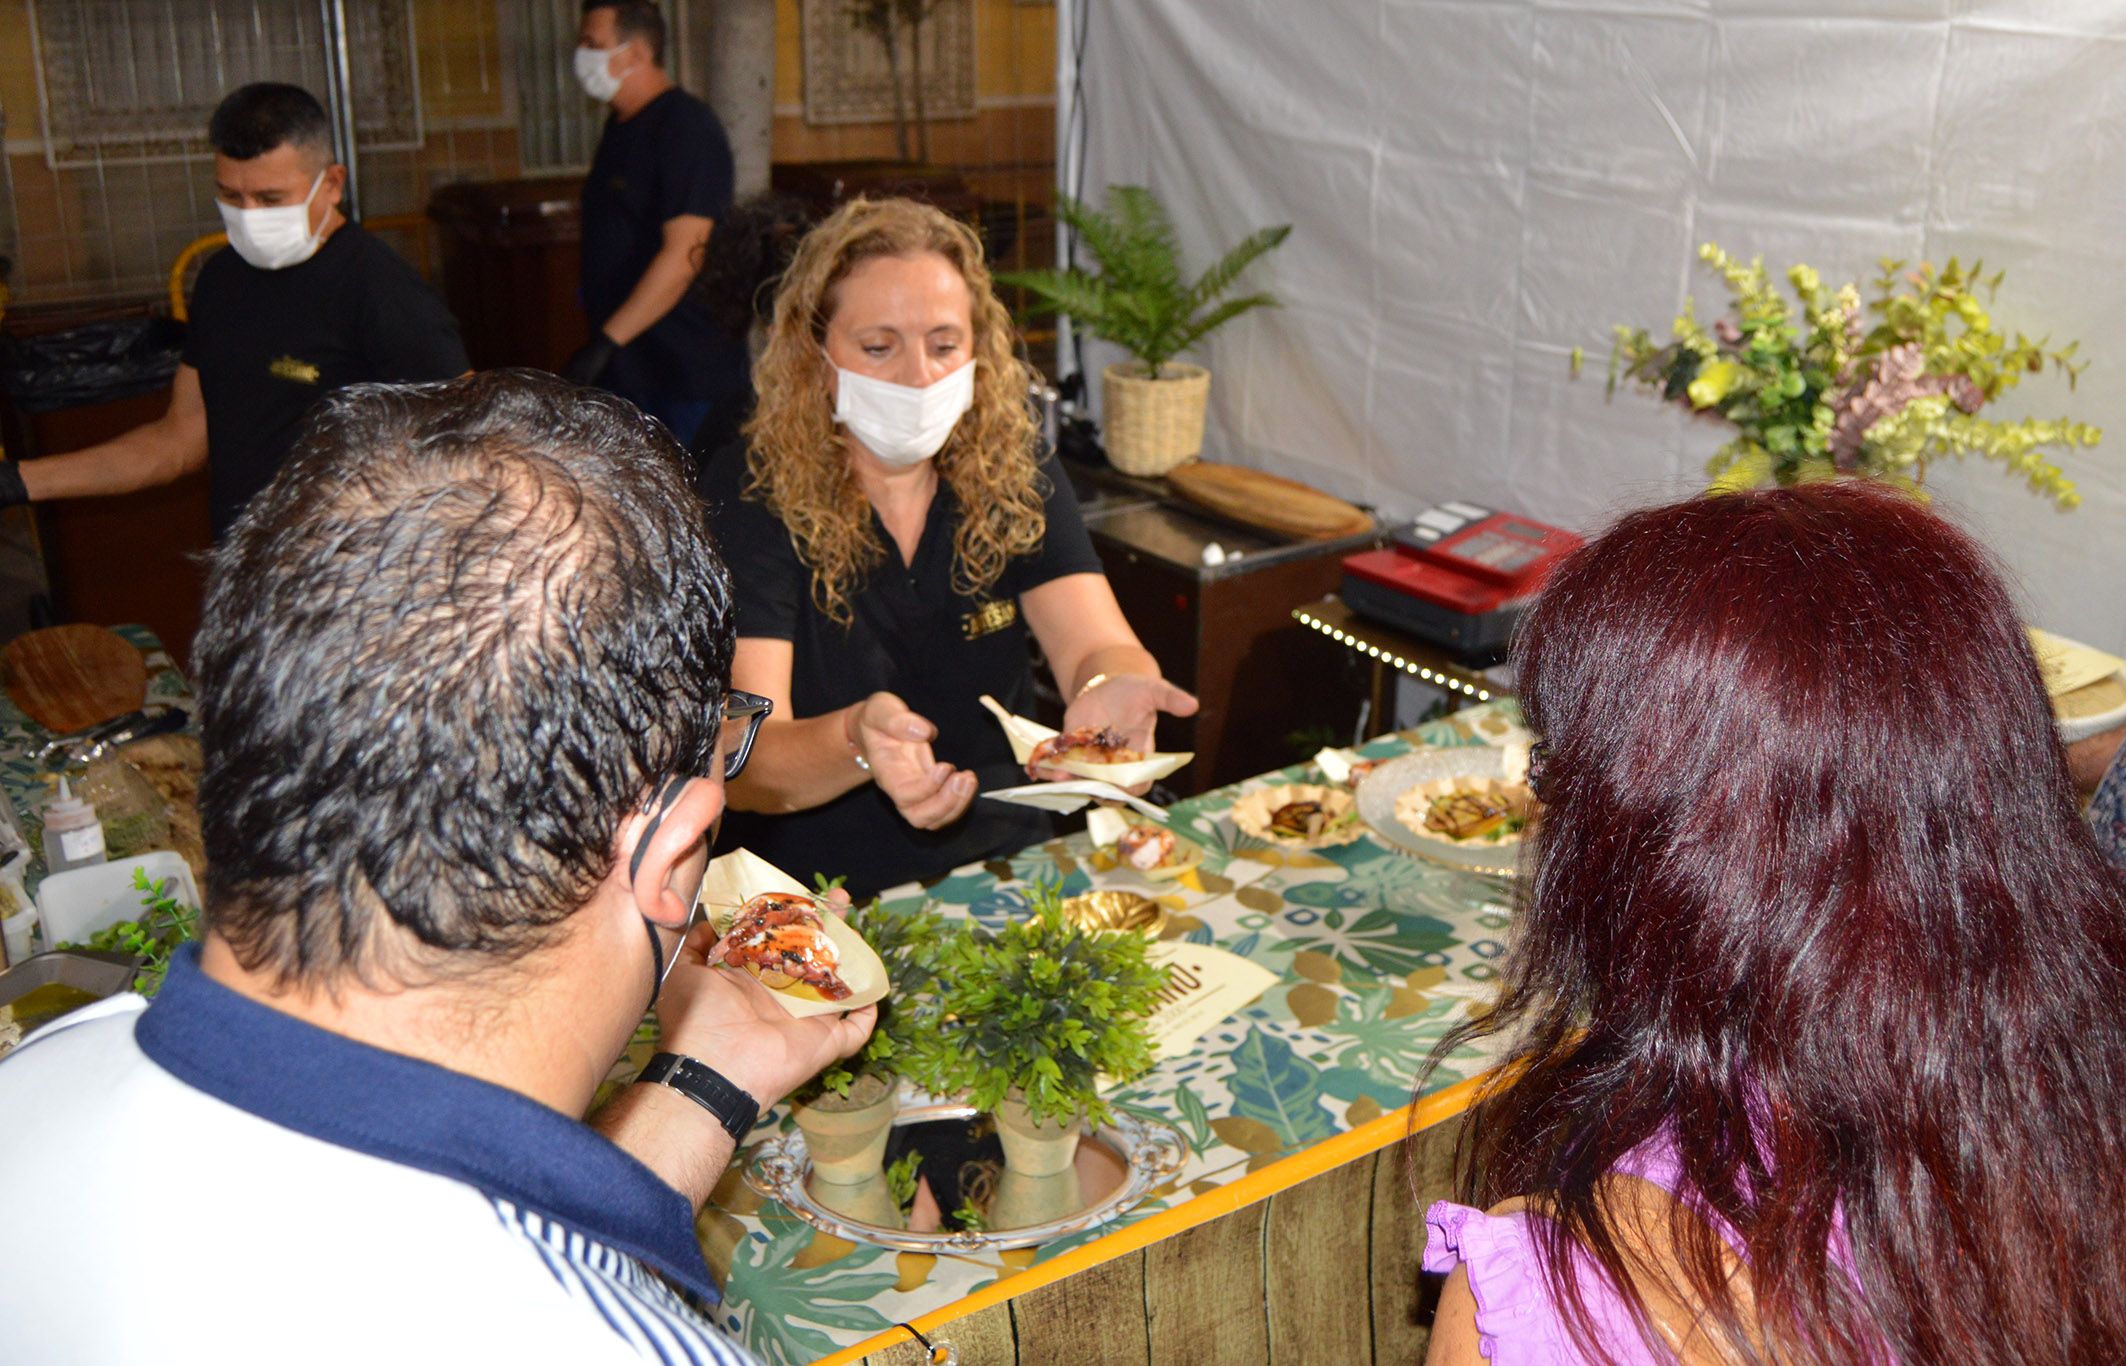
[993, 1096, 1083, 1177]
[1101, 361, 1210, 476]
[793, 1074, 898, 1185]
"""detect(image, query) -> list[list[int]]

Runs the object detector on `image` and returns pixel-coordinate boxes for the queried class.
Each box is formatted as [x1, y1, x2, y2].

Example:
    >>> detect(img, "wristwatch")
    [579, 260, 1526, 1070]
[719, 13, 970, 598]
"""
[636, 1052, 761, 1143]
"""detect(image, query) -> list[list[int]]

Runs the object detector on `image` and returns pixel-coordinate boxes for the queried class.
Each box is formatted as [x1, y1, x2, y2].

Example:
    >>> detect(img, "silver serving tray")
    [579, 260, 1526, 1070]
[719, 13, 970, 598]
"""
[0, 950, 140, 1059]
[744, 1099, 1187, 1253]
[1356, 749, 1528, 877]
[0, 949, 138, 1008]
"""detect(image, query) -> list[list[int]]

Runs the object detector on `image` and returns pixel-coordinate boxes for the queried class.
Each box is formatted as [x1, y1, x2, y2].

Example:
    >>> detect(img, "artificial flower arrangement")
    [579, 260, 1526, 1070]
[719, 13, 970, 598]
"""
[1602, 244, 2099, 508]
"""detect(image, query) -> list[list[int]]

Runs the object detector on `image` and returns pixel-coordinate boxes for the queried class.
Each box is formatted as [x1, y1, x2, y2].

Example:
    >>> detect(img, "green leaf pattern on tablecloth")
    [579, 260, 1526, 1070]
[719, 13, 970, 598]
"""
[699, 701, 1529, 1360]
[1172, 1080, 1215, 1150]
[1273, 899, 1458, 979]
[724, 1221, 901, 1365]
[1226, 1027, 1339, 1146]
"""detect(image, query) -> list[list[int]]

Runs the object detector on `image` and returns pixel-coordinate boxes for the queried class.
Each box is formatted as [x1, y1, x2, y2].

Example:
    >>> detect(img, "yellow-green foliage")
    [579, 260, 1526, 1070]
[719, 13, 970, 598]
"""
[1604, 244, 2097, 509]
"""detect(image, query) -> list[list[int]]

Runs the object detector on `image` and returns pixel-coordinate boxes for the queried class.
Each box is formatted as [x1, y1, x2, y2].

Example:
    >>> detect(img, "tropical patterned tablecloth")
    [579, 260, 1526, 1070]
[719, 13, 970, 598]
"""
[701, 699, 1532, 1365]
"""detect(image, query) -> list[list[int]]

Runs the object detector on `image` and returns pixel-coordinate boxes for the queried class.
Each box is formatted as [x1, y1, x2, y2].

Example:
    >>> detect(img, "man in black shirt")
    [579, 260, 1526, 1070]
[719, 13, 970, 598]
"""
[0, 84, 467, 540]
[565, 1, 748, 449]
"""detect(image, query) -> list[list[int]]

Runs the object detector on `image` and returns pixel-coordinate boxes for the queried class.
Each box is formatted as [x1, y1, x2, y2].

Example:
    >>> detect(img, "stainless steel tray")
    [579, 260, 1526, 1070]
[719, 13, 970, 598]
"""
[744, 1099, 1187, 1253]
[0, 950, 140, 1058]
[1355, 749, 1528, 878]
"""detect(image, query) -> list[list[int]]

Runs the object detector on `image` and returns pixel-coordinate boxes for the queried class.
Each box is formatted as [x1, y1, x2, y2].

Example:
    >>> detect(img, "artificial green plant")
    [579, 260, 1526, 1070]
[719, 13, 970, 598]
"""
[1605, 243, 2099, 507]
[805, 883, 954, 1102]
[912, 881, 1166, 1129]
[1000, 185, 1290, 378]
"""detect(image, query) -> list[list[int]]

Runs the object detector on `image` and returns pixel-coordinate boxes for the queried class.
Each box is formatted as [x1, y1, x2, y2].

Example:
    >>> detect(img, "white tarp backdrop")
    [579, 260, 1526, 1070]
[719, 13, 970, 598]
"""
[1063, 0, 2124, 645]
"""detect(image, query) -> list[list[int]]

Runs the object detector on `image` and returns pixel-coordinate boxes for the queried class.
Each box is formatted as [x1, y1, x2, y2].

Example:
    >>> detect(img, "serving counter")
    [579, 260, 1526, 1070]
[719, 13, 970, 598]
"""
[693, 700, 1531, 1365]
[0, 633, 1525, 1363]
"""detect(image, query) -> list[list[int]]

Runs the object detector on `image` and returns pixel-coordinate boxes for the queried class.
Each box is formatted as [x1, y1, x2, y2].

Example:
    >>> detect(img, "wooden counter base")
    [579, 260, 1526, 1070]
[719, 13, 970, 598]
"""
[819, 1075, 1485, 1365]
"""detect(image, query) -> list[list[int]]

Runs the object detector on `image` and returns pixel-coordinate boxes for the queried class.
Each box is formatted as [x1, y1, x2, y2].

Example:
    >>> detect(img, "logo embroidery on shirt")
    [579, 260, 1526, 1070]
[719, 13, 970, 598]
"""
[961, 599, 1018, 640]
[269, 355, 322, 385]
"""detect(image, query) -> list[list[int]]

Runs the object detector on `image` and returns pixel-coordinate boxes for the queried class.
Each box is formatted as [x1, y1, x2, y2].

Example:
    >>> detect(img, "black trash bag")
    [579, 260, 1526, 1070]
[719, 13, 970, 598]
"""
[0, 316, 186, 415]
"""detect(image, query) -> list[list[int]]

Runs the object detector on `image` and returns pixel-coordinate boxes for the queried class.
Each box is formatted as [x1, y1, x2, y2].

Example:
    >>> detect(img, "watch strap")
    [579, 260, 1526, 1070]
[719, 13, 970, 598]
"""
[637, 1051, 761, 1143]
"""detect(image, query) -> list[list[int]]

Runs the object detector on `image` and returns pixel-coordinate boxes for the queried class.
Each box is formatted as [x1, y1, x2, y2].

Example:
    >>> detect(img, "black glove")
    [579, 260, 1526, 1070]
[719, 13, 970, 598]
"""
[0, 462, 28, 510]
[563, 332, 620, 386]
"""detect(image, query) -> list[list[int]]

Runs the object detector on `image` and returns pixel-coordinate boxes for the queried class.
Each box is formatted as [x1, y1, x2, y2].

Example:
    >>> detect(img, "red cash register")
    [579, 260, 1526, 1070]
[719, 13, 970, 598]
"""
[1341, 503, 1582, 662]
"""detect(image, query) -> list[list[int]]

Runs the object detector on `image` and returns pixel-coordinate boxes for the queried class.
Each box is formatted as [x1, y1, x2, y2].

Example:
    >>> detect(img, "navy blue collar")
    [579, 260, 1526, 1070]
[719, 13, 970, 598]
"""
[138, 946, 719, 1305]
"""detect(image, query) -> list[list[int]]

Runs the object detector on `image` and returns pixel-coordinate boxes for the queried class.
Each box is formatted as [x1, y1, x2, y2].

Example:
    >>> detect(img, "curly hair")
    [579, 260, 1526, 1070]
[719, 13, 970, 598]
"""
[742, 196, 1044, 625]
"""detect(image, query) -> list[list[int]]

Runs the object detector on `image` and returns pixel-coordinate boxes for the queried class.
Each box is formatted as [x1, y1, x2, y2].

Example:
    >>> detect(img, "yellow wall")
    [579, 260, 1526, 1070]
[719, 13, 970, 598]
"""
[414, 0, 509, 124]
[0, 0, 39, 139]
[3, 0, 1053, 305]
[774, 0, 1056, 107]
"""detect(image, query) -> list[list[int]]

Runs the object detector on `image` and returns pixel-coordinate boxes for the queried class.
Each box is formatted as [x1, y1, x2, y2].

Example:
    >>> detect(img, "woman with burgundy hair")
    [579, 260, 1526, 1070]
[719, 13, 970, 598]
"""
[1422, 481, 2126, 1364]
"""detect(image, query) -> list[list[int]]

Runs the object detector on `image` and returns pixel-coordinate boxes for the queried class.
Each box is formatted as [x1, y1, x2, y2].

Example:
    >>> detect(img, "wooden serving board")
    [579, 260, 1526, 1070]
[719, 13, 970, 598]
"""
[1165, 461, 1374, 541]
[1, 625, 147, 734]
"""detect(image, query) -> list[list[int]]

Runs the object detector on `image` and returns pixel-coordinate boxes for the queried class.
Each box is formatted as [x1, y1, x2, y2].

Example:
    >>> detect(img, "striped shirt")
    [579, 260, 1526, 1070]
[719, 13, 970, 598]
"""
[0, 948, 760, 1365]
[497, 1199, 754, 1364]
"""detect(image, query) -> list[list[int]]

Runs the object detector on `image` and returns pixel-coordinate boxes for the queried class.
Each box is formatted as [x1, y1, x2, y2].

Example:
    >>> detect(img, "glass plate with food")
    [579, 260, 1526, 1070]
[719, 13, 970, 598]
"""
[1356, 746, 1537, 875]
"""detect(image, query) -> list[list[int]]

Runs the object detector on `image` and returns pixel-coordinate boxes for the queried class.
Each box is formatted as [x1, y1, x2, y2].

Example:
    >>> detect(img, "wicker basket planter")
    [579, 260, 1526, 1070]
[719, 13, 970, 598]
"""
[1102, 361, 1210, 477]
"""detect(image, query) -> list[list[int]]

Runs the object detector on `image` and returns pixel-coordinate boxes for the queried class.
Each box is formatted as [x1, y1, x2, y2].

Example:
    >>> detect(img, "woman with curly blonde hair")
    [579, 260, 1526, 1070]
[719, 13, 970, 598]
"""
[698, 197, 1194, 894]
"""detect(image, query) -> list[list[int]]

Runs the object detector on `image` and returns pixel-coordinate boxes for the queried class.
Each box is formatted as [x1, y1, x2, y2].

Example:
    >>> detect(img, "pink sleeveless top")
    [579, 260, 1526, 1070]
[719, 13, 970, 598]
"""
[1422, 1139, 1890, 1364]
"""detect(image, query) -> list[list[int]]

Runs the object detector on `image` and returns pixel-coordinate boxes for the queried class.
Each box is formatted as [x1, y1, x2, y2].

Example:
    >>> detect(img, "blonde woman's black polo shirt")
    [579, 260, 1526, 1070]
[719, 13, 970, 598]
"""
[700, 447, 1103, 897]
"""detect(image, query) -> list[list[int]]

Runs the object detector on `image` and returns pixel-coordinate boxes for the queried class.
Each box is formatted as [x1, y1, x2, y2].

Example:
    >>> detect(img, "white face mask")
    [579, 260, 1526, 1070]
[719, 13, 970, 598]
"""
[217, 170, 328, 272]
[573, 42, 629, 102]
[833, 361, 977, 467]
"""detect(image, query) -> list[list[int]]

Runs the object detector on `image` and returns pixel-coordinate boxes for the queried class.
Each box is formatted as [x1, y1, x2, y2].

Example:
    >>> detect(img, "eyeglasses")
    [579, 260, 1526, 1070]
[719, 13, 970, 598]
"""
[719, 689, 773, 780]
[625, 690, 776, 890]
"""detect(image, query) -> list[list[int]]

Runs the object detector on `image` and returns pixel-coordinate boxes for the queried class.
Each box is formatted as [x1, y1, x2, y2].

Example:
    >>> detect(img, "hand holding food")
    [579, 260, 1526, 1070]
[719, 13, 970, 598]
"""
[979, 694, 1195, 789]
[656, 919, 877, 1110]
[1059, 674, 1200, 786]
[1027, 725, 1143, 779]
[694, 849, 892, 1018]
[707, 890, 855, 1000]
[851, 691, 977, 831]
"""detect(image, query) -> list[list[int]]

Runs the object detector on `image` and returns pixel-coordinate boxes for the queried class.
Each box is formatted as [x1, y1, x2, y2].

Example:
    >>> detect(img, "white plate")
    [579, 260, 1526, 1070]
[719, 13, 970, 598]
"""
[1356, 750, 1531, 877]
[982, 780, 1167, 820]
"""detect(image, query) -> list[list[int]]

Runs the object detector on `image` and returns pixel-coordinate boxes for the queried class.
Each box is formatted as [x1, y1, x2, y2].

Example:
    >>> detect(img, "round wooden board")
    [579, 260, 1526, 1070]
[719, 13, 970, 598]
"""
[1, 625, 147, 734]
[1165, 461, 1374, 541]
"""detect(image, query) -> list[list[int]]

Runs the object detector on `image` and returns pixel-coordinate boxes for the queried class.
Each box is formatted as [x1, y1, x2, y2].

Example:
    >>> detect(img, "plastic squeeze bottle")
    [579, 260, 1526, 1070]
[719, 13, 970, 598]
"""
[42, 776, 107, 876]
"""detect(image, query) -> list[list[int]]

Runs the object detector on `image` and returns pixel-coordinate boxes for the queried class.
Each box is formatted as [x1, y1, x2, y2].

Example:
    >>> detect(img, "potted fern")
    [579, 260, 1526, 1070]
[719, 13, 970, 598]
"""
[791, 890, 951, 1185]
[1001, 185, 1290, 476]
[914, 882, 1167, 1176]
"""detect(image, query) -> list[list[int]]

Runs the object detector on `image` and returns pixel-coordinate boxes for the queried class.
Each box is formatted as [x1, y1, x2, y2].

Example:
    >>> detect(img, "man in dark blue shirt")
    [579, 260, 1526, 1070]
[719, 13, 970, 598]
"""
[566, 1, 750, 449]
